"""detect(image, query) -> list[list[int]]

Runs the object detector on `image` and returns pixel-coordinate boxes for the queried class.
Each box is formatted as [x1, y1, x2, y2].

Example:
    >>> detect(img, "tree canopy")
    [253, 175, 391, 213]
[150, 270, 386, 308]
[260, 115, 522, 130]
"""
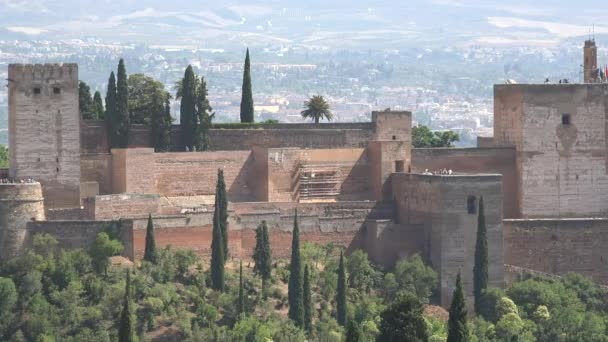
[412, 124, 459, 148]
[301, 95, 333, 124]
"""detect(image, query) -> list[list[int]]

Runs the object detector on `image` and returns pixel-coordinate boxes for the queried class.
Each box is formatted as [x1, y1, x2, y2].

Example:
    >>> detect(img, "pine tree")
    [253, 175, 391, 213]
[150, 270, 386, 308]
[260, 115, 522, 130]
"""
[143, 214, 157, 264]
[179, 65, 197, 151]
[194, 76, 214, 151]
[93, 91, 104, 120]
[336, 251, 347, 327]
[253, 220, 272, 293]
[151, 93, 172, 152]
[115, 59, 130, 148]
[118, 270, 134, 342]
[288, 209, 304, 327]
[210, 201, 225, 292]
[239, 48, 254, 123]
[238, 260, 245, 317]
[303, 264, 313, 334]
[473, 196, 488, 315]
[447, 272, 469, 342]
[105, 72, 117, 148]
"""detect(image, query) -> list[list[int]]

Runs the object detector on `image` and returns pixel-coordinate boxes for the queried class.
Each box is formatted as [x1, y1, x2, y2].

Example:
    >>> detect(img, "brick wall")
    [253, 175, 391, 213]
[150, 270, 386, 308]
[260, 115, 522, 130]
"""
[412, 147, 518, 218]
[25, 220, 134, 259]
[504, 218, 608, 284]
[86, 193, 161, 220]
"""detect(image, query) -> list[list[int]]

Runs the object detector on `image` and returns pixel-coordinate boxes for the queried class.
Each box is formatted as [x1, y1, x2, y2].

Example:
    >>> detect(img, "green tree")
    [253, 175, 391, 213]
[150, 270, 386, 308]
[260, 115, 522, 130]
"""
[346, 249, 378, 293]
[346, 319, 363, 342]
[288, 209, 304, 327]
[412, 125, 459, 148]
[301, 95, 333, 124]
[210, 203, 225, 292]
[303, 264, 313, 334]
[115, 59, 130, 148]
[447, 272, 469, 342]
[336, 251, 347, 327]
[240, 48, 254, 123]
[194, 76, 214, 151]
[213, 169, 228, 261]
[118, 270, 134, 342]
[105, 71, 118, 148]
[0, 145, 8, 168]
[151, 94, 173, 152]
[90, 232, 123, 276]
[474, 196, 488, 315]
[127, 73, 170, 125]
[238, 260, 245, 318]
[79, 81, 96, 119]
[253, 220, 272, 293]
[387, 254, 438, 303]
[178, 65, 197, 151]
[377, 293, 428, 342]
[93, 91, 104, 120]
[143, 214, 157, 264]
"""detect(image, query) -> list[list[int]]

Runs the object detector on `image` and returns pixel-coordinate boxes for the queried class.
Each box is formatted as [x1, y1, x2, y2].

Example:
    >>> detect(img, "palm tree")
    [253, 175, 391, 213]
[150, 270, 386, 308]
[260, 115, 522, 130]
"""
[301, 95, 333, 124]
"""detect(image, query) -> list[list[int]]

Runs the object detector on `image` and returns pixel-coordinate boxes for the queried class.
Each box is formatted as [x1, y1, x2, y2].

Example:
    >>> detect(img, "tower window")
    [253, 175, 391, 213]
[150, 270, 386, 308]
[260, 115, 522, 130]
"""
[395, 160, 405, 172]
[33, 87, 41, 94]
[467, 196, 477, 214]
[392, 135, 396, 140]
[562, 114, 571, 125]
[53, 87, 61, 94]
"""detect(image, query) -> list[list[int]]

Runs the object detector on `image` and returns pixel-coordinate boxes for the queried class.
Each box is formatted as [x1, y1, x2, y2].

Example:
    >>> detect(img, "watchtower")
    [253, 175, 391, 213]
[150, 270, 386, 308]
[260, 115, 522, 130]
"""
[8, 64, 81, 208]
[584, 39, 598, 83]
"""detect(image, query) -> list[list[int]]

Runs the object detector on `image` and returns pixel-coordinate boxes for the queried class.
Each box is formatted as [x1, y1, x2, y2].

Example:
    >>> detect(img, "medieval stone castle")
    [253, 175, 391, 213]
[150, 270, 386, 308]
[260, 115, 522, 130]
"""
[1, 39, 607, 308]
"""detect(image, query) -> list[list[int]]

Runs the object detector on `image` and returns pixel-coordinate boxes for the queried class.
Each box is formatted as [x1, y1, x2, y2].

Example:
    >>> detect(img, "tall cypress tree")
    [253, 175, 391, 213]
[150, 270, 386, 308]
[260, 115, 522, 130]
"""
[216, 169, 228, 260]
[143, 214, 157, 264]
[118, 270, 134, 342]
[239, 48, 254, 123]
[115, 59, 130, 148]
[253, 220, 272, 294]
[336, 251, 347, 327]
[79, 81, 96, 119]
[447, 272, 469, 342]
[105, 72, 117, 148]
[179, 65, 197, 151]
[210, 201, 225, 292]
[238, 260, 245, 317]
[288, 209, 304, 327]
[194, 76, 214, 151]
[93, 91, 104, 120]
[151, 94, 173, 152]
[473, 196, 488, 314]
[303, 264, 313, 334]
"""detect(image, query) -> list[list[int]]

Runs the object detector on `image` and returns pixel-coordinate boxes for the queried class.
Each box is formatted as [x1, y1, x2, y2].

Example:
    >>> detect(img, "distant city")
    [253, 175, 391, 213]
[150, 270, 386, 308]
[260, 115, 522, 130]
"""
[0, 36, 606, 146]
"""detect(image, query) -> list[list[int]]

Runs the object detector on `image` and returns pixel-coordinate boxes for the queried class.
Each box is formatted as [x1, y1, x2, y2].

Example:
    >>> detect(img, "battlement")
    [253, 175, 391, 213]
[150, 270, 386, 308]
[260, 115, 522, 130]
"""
[8, 63, 78, 81]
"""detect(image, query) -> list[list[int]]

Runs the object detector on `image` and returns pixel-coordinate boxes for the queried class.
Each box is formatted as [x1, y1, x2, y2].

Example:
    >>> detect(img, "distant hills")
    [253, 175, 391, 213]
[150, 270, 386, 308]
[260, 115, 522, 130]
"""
[2, 0, 608, 48]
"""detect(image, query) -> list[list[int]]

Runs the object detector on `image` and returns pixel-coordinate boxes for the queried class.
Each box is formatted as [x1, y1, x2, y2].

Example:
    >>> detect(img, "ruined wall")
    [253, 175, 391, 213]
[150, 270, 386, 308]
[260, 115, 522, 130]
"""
[130, 201, 393, 258]
[391, 173, 504, 307]
[0, 183, 46, 260]
[25, 220, 134, 259]
[494, 84, 608, 218]
[504, 218, 608, 284]
[8, 64, 81, 208]
[265, 148, 371, 202]
[412, 147, 518, 218]
[85, 193, 161, 220]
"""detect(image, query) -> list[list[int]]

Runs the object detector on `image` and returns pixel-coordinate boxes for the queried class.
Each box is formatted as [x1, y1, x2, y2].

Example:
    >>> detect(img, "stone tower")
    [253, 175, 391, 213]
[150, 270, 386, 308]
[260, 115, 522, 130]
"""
[8, 64, 81, 208]
[0, 183, 45, 260]
[584, 39, 598, 83]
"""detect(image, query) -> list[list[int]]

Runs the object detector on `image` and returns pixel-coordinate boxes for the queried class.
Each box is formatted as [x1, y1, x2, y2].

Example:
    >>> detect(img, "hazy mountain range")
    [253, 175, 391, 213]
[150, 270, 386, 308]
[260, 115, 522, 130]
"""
[1, 0, 608, 49]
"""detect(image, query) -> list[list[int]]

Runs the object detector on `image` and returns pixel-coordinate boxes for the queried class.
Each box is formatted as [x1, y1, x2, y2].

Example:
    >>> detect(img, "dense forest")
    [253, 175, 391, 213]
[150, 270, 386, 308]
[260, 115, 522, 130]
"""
[0, 222, 607, 341]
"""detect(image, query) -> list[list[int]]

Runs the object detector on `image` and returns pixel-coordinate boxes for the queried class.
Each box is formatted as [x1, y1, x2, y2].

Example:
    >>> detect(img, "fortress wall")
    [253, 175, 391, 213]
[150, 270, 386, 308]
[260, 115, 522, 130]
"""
[130, 201, 393, 258]
[265, 148, 371, 202]
[412, 147, 518, 218]
[80, 121, 374, 153]
[25, 220, 134, 259]
[81, 153, 112, 195]
[87, 193, 161, 220]
[504, 218, 608, 284]
[391, 173, 504, 307]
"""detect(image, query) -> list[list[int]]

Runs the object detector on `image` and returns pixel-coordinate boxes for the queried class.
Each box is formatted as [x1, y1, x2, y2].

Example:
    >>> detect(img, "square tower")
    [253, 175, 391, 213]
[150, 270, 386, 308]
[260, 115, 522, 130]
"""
[8, 64, 81, 208]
